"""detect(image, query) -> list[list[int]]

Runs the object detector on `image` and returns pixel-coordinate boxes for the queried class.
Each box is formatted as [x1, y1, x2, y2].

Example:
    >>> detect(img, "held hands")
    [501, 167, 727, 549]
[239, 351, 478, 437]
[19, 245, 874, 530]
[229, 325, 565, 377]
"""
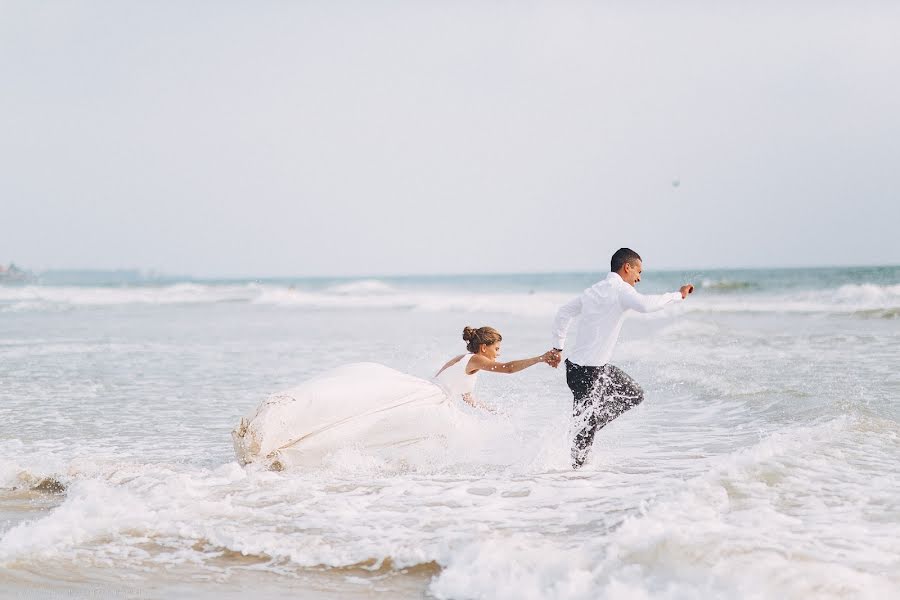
[680, 284, 695, 299]
[542, 349, 562, 368]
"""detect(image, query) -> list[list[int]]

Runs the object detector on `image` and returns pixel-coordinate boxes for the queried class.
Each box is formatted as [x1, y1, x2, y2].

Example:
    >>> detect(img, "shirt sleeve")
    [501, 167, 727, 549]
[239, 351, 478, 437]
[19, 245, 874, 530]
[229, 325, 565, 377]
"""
[618, 285, 682, 313]
[550, 295, 583, 350]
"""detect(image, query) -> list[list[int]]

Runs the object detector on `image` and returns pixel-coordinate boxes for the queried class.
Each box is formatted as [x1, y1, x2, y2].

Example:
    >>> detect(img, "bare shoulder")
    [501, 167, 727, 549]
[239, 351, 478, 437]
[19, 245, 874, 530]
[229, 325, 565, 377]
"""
[466, 353, 491, 374]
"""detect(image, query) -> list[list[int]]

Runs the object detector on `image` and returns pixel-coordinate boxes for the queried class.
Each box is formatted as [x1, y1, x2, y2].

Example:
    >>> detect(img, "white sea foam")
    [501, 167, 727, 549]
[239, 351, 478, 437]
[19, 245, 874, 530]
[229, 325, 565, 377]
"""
[0, 283, 260, 310]
[0, 282, 568, 316]
[429, 417, 900, 599]
[2, 268, 898, 598]
[683, 283, 900, 315]
[594, 417, 900, 599]
[3, 280, 899, 317]
[251, 287, 571, 317]
[325, 279, 396, 295]
[5, 414, 895, 599]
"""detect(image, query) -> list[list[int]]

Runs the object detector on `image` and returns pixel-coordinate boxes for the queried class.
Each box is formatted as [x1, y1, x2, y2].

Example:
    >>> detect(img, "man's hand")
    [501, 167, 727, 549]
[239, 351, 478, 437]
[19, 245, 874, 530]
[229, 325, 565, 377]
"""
[680, 284, 695, 299]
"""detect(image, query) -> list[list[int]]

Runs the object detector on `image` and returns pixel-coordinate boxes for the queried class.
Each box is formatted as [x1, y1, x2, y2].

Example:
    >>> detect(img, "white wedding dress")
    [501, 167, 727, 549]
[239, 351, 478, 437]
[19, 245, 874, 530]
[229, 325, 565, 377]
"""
[232, 354, 479, 469]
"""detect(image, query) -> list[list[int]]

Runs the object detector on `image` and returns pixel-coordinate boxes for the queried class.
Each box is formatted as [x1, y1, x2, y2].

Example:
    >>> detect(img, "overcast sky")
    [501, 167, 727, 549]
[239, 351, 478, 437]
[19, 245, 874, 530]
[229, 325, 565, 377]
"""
[2, 1, 898, 277]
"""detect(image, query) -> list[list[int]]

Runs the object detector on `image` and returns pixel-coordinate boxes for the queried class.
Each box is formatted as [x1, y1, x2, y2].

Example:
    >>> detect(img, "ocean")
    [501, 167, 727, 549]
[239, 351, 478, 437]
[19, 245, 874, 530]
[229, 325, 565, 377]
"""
[1, 266, 898, 599]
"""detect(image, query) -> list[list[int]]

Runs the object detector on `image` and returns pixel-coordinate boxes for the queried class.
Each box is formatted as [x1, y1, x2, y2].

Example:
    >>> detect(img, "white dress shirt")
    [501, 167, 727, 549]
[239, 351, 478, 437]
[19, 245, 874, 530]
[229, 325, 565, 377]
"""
[551, 272, 683, 367]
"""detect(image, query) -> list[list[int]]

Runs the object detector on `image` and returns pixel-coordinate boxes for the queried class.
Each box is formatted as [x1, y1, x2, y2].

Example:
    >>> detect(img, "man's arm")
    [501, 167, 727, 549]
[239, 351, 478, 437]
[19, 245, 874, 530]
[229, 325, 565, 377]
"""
[619, 284, 687, 313]
[550, 295, 583, 351]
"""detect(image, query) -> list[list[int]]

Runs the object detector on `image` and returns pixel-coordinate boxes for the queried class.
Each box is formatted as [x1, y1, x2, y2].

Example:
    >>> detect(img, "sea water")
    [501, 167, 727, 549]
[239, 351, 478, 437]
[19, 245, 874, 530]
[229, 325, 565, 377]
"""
[1, 267, 898, 599]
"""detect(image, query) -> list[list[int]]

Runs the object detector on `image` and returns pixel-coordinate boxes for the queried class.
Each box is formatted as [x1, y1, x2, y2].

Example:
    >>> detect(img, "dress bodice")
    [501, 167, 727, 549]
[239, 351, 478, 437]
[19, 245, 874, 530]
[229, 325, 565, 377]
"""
[434, 353, 478, 399]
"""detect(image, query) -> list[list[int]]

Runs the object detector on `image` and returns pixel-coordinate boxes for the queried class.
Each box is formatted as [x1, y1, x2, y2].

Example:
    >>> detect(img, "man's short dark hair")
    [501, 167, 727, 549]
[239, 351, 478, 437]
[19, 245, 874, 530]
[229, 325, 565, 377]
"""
[610, 248, 642, 272]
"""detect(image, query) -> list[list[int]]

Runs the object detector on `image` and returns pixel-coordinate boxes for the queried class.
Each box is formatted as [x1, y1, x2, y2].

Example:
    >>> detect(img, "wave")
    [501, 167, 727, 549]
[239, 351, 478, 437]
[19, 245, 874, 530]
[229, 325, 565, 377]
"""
[699, 278, 757, 291]
[325, 279, 396, 295]
[833, 283, 900, 304]
[0, 283, 260, 309]
[253, 288, 570, 317]
[2, 281, 900, 318]
[3, 412, 898, 598]
[430, 416, 900, 599]
[0, 283, 572, 317]
[587, 416, 900, 599]
[852, 307, 900, 319]
[682, 283, 900, 316]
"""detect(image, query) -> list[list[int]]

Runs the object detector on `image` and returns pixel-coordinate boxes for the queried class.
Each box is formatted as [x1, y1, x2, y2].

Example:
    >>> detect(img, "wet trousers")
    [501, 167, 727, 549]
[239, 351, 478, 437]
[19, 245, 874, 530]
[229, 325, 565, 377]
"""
[565, 359, 644, 469]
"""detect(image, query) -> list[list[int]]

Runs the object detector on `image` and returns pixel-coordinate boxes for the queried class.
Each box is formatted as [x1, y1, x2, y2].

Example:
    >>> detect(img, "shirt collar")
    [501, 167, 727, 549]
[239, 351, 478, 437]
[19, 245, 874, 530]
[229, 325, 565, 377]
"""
[606, 272, 623, 283]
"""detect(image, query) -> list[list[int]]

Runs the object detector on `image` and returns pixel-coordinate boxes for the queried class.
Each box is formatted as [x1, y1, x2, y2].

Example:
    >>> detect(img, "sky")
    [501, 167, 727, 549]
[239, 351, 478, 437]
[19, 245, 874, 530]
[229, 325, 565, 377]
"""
[1, 1, 899, 277]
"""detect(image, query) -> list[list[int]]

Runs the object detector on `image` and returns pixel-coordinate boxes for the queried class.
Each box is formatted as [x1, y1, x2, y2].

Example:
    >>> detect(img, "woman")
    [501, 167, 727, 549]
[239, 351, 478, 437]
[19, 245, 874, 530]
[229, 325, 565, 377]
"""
[232, 326, 558, 470]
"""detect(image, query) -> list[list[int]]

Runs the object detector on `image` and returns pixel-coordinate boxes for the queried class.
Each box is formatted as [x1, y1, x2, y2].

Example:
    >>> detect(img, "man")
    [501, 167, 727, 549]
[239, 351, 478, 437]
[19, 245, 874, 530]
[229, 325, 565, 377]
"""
[550, 248, 694, 468]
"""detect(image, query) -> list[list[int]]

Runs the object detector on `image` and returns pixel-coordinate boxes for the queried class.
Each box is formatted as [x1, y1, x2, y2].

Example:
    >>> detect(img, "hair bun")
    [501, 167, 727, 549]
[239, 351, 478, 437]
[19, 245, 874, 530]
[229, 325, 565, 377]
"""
[461, 326, 501, 352]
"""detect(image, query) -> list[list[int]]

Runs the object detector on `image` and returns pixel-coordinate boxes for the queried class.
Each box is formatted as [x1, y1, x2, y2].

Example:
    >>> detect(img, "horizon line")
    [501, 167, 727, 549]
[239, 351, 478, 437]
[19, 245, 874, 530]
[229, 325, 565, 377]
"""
[17, 261, 900, 282]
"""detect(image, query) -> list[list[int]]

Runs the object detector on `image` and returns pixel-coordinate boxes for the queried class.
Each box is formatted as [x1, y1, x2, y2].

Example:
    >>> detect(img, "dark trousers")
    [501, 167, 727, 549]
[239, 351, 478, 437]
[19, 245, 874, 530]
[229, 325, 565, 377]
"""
[566, 359, 644, 469]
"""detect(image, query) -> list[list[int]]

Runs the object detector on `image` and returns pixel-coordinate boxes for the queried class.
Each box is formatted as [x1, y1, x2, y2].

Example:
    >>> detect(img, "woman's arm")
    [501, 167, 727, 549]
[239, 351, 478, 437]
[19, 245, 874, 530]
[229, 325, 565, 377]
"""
[467, 351, 557, 375]
[435, 354, 466, 377]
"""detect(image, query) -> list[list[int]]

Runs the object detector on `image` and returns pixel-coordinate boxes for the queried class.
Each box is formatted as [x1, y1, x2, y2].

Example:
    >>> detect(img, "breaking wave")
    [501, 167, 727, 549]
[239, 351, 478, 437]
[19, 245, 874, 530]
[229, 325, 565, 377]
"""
[1, 280, 899, 318]
[3, 413, 898, 599]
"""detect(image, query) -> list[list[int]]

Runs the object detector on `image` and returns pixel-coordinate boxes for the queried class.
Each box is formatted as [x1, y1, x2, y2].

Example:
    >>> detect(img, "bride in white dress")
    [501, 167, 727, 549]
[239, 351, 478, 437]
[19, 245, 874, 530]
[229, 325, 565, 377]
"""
[232, 326, 559, 469]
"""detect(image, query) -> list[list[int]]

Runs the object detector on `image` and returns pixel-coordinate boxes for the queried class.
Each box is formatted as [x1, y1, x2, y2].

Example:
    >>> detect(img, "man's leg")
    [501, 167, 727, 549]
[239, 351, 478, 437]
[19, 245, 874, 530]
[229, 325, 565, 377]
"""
[568, 364, 645, 468]
[571, 402, 600, 469]
[592, 365, 644, 431]
[566, 360, 603, 469]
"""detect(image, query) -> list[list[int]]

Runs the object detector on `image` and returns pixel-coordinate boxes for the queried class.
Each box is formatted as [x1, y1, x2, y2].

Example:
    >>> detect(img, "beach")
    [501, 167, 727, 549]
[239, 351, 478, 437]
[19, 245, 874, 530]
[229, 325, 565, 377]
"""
[1, 266, 899, 599]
